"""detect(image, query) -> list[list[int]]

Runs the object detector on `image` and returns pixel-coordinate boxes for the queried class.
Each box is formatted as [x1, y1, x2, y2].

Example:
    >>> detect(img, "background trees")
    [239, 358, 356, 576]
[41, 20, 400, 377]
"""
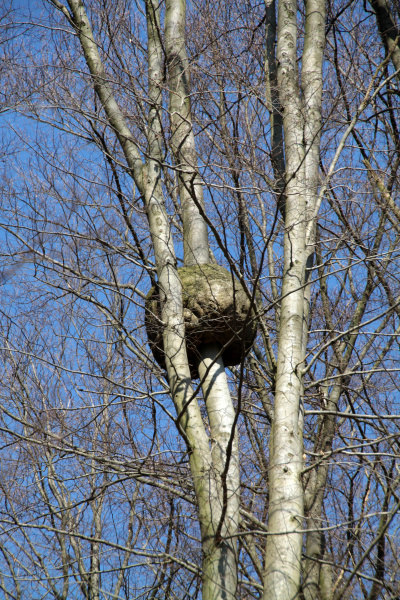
[0, 0, 400, 599]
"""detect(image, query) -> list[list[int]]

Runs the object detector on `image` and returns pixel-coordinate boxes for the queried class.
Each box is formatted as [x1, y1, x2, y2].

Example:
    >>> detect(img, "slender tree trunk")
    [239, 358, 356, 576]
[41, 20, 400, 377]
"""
[144, 17, 236, 599]
[263, 1, 326, 599]
[164, 3, 240, 596]
[62, 5, 234, 598]
[197, 344, 240, 600]
[369, 0, 400, 81]
[263, 42, 306, 600]
[264, 0, 286, 217]
[301, 3, 327, 597]
[165, 0, 209, 266]
[303, 384, 341, 600]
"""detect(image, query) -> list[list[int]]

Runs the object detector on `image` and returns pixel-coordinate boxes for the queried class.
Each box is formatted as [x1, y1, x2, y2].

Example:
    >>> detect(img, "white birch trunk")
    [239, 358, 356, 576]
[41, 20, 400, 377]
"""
[263, 1, 326, 598]
[165, 0, 210, 266]
[197, 344, 240, 600]
[300, 2, 327, 598]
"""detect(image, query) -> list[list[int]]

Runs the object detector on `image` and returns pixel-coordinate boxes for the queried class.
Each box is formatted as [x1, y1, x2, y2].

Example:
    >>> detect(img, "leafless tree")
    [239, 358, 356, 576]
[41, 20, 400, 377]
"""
[0, 0, 399, 599]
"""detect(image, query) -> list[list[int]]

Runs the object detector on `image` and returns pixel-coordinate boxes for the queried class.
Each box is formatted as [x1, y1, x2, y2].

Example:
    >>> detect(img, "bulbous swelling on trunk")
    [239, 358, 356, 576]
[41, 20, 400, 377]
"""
[145, 264, 257, 377]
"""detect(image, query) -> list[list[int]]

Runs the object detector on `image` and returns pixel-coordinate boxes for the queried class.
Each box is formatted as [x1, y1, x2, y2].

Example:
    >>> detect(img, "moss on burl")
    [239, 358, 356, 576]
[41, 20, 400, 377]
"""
[145, 264, 257, 377]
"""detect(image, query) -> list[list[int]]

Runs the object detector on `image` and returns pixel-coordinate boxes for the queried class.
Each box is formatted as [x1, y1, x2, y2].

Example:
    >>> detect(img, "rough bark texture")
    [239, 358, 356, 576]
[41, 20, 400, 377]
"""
[145, 264, 257, 376]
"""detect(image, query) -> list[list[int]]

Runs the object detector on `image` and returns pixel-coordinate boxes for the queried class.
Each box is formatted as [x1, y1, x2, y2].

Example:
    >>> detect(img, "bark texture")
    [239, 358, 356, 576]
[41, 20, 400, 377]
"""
[369, 0, 400, 80]
[145, 264, 257, 375]
[263, 1, 306, 594]
[165, 0, 209, 266]
[263, 1, 326, 599]
[197, 344, 240, 600]
[63, 4, 241, 599]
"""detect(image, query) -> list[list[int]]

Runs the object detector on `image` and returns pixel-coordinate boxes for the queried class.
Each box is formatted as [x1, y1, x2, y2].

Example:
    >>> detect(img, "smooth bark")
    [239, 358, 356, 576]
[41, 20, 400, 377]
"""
[301, 3, 327, 597]
[263, 1, 326, 599]
[165, 0, 209, 266]
[163, 3, 240, 598]
[197, 344, 240, 600]
[263, 1, 306, 597]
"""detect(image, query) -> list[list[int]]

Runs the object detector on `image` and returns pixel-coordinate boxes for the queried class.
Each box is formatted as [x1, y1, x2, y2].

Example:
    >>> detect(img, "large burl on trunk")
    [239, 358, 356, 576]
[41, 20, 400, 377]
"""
[145, 264, 257, 377]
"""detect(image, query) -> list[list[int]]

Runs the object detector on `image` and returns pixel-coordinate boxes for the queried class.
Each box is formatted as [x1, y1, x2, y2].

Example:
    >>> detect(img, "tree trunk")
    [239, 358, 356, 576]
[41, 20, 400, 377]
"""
[263, 1, 326, 598]
[164, 2, 240, 597]
[165, 0, 210, 266]
[197, 344, 240, 600]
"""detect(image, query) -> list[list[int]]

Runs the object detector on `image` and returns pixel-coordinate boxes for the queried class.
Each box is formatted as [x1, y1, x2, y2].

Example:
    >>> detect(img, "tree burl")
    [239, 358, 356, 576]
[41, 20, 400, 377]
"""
[145, 264, 257, 377]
